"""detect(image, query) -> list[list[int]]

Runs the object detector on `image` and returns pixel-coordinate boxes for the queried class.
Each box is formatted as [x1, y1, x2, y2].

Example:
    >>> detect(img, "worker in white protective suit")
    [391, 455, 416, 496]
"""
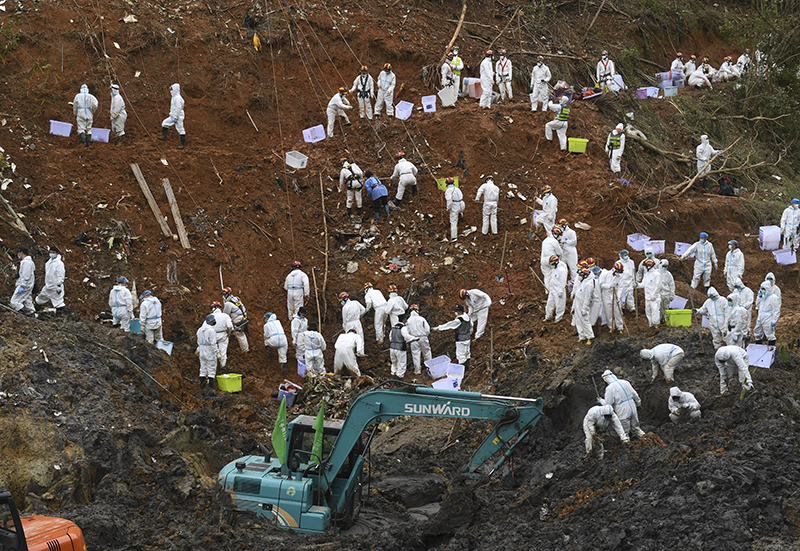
[284, 261, 310, 320]
[222, 287, 249, 353]
[334, 328, 362, 377]
[764, 272, 781, 302]
[637, 259, 662, 327]
[680, 232, 718, 289]
[326, 87, 352, 137]
[596, 50, 616, 91]
[35, 246, 65, 311]
[530, 55, 552, 112]
[640, 344, 684, 384]
[138, 290, 163, 344]
[109, 84, 127, 145]
[389, 313, 417, 378]
[724, 240, 745, 292]
[539, 227, 564, 293]
[363, 282, 388, 344]
[695, 135, 720, 178]
[588, 266, 604, 327]
[338, 292, 366, 355]
[441, 51, 457, 103]
[535, 185, 558, 234]
[451, 47, 465, 97]
[572, 267, 595, 345]
[444, 178, 465, 242]
[390, 151, 419, 207]
[687, 65, 713, 89]
[291, 306, 309, 360]
[109, 276, 134, 331]
[780, 198, 800, 252]
[725, 294, 749, 348]
[374, 64, 396, 117]
[475, 176, 500, 235]
[263, 312, 289, 377]
[670, 53, 685, 72]
[733, 278, 754, 331]
[382, 284, 405, 327]
[753, 281, 780, 346]
[159, 83, 186, 149]
[303, 322, 327, 377]
[605, 123, 626, 179]
[339, 158, 364, 217]
[545, 96, 570, 151]
[349, 65, 375, 120]
[714, 56, 739, 81]
[460, 288, 491, 339]
[210, 301, 234, 369]
[479, 50, 495, 109]
[735, 49, 751, 74]
[618, 250, 636, 312]
[683, 54, 697, 75]
[635, 247, 657, 285]
[196, 315, 221, 388]
[556, 219, 579, 282]
[72, 84, 98, 146]
[544, 256, 568, 323]
[583, 404, 628, 459]
[406, 304, 431, 375]
[434, 304, 472, 370]
[601, 370, 645, 438]
[695, 286, 728, 350]
[668, 387, 701, 423]
[659, 259, 675, 323]
[495, 49, 513, 102]
[598, 262, 625, 333]
[715, 345, 753, 394]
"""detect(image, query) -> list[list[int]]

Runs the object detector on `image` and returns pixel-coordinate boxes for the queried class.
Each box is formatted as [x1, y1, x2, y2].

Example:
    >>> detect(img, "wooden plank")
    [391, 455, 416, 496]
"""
[161, 178, 191, 249]
[130, 163, 173, 237]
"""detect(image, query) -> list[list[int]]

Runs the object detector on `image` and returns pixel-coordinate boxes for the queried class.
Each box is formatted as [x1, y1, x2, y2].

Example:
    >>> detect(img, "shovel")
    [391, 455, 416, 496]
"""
[687, 288, 705, 354]
[495, 231, 509, 282]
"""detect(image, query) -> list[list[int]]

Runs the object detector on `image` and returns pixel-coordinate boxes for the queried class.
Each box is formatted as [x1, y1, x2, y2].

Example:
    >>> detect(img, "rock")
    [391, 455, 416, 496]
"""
[346, 261, 359, 273]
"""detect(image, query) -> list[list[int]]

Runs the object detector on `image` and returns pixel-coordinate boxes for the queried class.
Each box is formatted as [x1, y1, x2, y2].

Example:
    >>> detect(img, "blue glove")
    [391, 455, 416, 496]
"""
[16, 286, 24, 293]
[173, 118, 178, 124]
[771, 323, 776, 327]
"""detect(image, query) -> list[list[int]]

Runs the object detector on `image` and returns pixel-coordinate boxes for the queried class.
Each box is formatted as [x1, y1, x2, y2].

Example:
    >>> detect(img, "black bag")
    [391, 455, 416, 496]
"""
[717, 176, 736, 197]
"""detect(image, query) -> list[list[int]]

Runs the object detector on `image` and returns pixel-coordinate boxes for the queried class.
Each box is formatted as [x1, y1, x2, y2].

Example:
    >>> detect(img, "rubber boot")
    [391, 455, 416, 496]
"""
[159, 127, 168, 141]
[347, 207, 352, 216]
[266, 347, 273, 360]
[357, 207, 362, 218]
[281, 363, 287, 377]
[85, 133, 91, 146]
[117, 135, 125, 146]
[79, 133, 86, 144]
[395, 197, 403, 207]
[755, 338, 765, 345]
[463, 359, 471, 371]
[768, 340, 776, 346]
[178, 134, 186, 149]
[411, 185, 418, 196]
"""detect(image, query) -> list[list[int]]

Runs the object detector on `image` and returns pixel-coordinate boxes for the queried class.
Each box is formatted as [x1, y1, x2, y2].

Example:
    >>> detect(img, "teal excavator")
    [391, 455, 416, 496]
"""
[218, 383, 544, 533]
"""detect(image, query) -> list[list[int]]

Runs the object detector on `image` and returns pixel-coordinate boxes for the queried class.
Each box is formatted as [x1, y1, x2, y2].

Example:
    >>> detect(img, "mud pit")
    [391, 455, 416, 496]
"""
[1, 0, 800, 548]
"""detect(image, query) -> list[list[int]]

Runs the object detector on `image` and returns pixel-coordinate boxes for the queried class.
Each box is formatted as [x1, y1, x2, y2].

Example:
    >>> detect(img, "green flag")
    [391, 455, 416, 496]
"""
[311, 399, 325, 464]
[272, 396, 288, 465]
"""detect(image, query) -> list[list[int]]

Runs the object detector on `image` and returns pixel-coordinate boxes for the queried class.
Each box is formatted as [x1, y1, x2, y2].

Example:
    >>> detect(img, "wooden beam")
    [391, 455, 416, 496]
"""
[130, 163, 173, 237]
[0, 193, 31, 237]
[161, 178, 191, 249]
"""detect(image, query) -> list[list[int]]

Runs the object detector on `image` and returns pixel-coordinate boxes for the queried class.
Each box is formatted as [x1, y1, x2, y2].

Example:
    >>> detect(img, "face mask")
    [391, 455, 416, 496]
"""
[537, 61, 543, 66]
[700, 239, 706, 244]
[728, 302, 733, 307]
[728, 244, 733, 250]
[711, 296, 717, 301]
[49, 253, 56, 259]
[602, 55, 608, 60]
[793, 204, 798, 209]
[646, 253, 653, 258]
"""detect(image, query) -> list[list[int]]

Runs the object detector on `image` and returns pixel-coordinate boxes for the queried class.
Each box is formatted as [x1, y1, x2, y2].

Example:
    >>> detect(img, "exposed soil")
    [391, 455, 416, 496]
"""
[1, 0, 799, 549]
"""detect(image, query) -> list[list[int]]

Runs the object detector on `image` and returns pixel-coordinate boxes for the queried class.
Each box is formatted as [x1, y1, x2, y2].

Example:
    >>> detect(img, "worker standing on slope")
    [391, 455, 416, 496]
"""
[35, 246, 65, 312]
[444, 178, 465, 242]
[544, 256, 568, 323]
[326, 87, 352, 137]
[475, 176, 500, 235]
[407, 304, 432, 376]
[535, 185, 558, 234]
[389, 313, 417, 378]
[364, 282, 388, 344]
[780, 198, 800, 252]
[334, 328, 362, 377]
[530, 56, 552, 112]
[460, 288, 491, 339]
[479, 50, 495, 109]
[390, 151, 418, 207]
[339, 158, 364, 218]
[339, 292, 366, 355]
[434, 304, 472, 370]
[605, 123, 626, 181]
[73, 84, 98, 146]
[139, 290, 163, 344]
[211, 301, 234, 370]
[724, 240, 745, 292]
[109, 276, 133, 331]
[557, 219, 579, 282]
[601, 369, 646, 439]
[545, 96, 570, 151]
[223, 287, 249, 353]
[159, 83, 187, 149]
[196, 315, 220, 389]
[374, 64, 396, 118]
[263, 312, 289, 377]
[109, 84, 127, 146]
[680, 232, 718, 289]
[303, 322, 327, 377]
[385, 284, 409, 327]
[349, 65, 375, 120]
[284, 261, 310, 320]
[495, 49, 513, 102]
[572, 267, 595, 346]
[694, 287, 728, 350]
[638, 259, 662, 327]
[596, 51, 616, 92]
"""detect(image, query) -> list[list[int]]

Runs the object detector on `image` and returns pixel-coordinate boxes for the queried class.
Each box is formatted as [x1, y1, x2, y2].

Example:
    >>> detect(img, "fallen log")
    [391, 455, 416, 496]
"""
[161, 178, 191, 249]
[130, 163, 173, 237]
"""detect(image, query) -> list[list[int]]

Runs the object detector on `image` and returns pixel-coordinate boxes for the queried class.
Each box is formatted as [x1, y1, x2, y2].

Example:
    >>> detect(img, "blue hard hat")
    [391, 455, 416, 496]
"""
[205, 314, 216, 324]
[699, 232, 708, 239]
[793, 198, 799, 204]
[619, 249, 629, 257]
[141, 290, 152, 297]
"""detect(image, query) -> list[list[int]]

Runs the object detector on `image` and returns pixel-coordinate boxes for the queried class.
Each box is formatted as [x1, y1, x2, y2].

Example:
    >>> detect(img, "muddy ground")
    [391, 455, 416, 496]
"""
[1, 0, 799, 548]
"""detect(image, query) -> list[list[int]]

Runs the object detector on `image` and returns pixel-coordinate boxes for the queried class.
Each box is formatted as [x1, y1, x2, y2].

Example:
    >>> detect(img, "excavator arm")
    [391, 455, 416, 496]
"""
[319, 384, 543, 493]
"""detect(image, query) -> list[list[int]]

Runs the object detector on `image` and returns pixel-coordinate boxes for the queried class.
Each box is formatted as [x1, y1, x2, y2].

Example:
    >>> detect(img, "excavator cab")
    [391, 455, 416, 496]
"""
[0, 489, 86, 551]
[0, 488, 25, 551]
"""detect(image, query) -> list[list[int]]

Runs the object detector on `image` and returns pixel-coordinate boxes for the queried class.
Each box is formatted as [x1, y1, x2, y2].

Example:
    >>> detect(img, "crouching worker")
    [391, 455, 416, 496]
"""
[583, 404, 629, 460]
[668, 387, 701, 423]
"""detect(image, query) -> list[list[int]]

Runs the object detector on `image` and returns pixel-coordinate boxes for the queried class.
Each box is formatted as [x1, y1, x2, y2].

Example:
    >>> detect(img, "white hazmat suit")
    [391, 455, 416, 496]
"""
[479, 56, 495, 108]
[326, 91, 352, 137]
[389, 321, 417, 378]
[605, 124, 626, 176]
[303, 330, 327, 376]
[695, 135, 720, 177]
[780, 202, 800, 251]
[339, 162, 364, 211]
[374, 67, 396, 116]
[35, 253, 65, 309]
[334, 331, 361, 377]
[196, 321, 220, 379]
[464, 288, 491, 339]
[72, 84, 98, 137]
[680, 238, 717, 289]
[734, 278, 754, 330]
[435, 312, 472, 366]
[109, 85, 126, 141]
[535, 191, 558, 233]
[602, 371, 645, 438]
[545, 98, 570, 150]
[161, 83, 185, 135]
[341, 299, 366, 354]
[349, 72, 375, 119]
[291, 314, 308, 359]
[211, 307, 234, 368]
[391, 158, 418, 203]
[571, 274, 595, 343]
[584, 404, 628, 459]
[540, 235, 563, 291]
[668, 387, 701, 423]
[495, 55, 513, 101]
[638, 266, 662, 327]
[223, 295, 249, 352]
[365, 287, 388, 344]
[725, 294, 749, 348]
[696, 287, 728, 349]
[715, 346, 753, 394]
[108, 283, 133, 331]
[753, 282, 780, 344]
[385, 291, 409, 327]
[284, 268, 310, 319]
[688, 67, 713, 88]
[475, 178, 500, 235]
[139, 294, 163, 344]
[596, 56, 616, 90]
[445, 183, 465, 241]
[530, 61, 552, 111]
[640, 344, 684, 383]
[407, 310, 432, 375]
[560, 226, 579, 281]
[545, 262, 568, 322]
[724, 246, 745, 292]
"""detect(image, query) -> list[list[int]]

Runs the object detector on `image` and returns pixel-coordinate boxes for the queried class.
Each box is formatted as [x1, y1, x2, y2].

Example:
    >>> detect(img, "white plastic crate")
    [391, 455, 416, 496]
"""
[674, 242, 694, 258]
[286, 150, 308, 169]
[424, 355, 450, 380]
[669, 296, 688, 310]
[627, 233, 650, 252]
[91, 128, 110, 143]
[773, 248, 797, 265]
[746, 344, 775, 368]
[644, 239, 665, 255]
[759, 225, 781, 251]
[49, 120, 72, 137]
[432, 376, 461, 391]
[155, 339, 173, 355]
[302, 124, 326, 143]
[395, 101, 413, 120]
[663, 86, 678, 97]
[438, 87, 456, 107]
[422, 95, 437, 113]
